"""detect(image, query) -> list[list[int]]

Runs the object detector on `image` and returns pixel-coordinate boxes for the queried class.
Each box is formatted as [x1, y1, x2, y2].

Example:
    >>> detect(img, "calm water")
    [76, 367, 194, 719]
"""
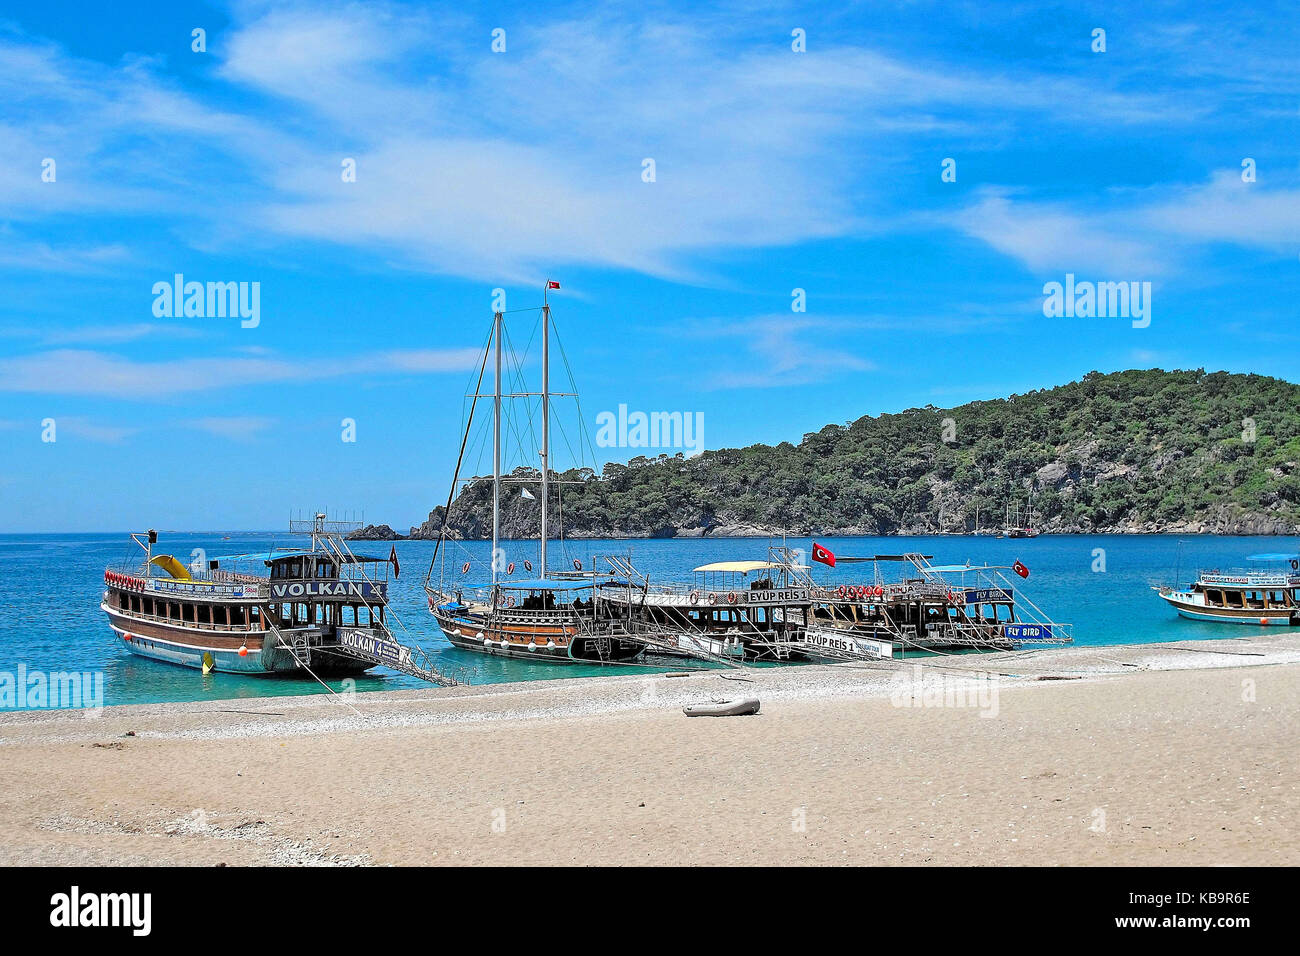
[0, 532, 1287, 708]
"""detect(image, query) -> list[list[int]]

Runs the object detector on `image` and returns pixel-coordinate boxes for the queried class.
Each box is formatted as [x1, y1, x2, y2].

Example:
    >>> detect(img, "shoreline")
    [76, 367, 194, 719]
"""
[2, 633, 1298, 865]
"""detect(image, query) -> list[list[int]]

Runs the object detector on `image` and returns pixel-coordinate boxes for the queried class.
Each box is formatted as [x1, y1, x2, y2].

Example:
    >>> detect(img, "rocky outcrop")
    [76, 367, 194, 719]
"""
[345, 524, 405, 541]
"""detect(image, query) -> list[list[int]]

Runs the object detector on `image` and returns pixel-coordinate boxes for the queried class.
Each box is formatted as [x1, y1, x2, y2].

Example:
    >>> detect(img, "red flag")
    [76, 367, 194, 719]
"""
[1012, 560, 1029, 579]
[389, 545, 400, 579]
[546, 280, 561, 289]
[811, 542, 836, 567]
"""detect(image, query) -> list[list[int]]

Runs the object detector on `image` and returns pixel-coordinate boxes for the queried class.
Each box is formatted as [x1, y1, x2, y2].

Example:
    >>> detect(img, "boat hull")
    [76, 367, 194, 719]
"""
[434, 610, 644, 663]
[1159, 593, 1297, 626]
[105, 605, 374, 675]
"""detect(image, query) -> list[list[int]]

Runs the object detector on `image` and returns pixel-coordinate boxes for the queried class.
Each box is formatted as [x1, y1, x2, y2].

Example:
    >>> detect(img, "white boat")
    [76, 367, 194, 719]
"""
[683, 697, 760, 717]
[1156, 553, 1300, 626]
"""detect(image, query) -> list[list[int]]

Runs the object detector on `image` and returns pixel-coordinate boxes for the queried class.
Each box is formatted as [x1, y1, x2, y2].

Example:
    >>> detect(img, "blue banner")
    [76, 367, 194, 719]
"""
[1003, 623, 1052, 640]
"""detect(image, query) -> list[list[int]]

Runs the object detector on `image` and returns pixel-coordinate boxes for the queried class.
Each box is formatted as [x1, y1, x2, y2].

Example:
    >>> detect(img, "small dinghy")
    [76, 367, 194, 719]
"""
[683, 697, 760, 717]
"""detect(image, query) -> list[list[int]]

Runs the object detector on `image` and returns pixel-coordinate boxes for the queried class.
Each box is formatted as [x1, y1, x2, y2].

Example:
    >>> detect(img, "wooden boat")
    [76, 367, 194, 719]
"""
[803, 552, 1070, 654]
[594, 558, 812, 662]
[102, 516, 454, 683]
[605, 547, 1073, 662]
[1156, 553, 1300, 625]
[423, 283, 645, 664]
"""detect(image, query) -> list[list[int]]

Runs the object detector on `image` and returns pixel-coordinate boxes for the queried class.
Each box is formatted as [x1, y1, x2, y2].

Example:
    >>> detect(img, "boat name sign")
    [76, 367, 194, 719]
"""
[270, 581, 387, 600]
[802, 626, 891, 659]
[338, 628, 411, 668]
[740, 588, 810, 604]
[1003, 623, 1052, 640]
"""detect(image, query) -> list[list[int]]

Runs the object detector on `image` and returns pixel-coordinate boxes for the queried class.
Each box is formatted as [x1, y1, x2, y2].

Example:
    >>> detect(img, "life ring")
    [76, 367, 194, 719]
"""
[946, 590, 954, 602]
[461, 562, 471, 574]
[836, 584, 847, 599]
[727, 592, 738, 605]
[573, 559, 582, 571]
[505, 596, 516, 608]
[689, 591, 700, 605]
[707, 593, 718, 605]
[857, 585, 868, 599]
[507, 562, 515, 574]
[874, 585, 884, 597]
[524, 560, 533, 572]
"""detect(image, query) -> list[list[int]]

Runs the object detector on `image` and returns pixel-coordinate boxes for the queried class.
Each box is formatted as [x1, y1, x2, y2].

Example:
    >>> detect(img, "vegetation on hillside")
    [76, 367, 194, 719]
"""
[412, 369, 1300, 538]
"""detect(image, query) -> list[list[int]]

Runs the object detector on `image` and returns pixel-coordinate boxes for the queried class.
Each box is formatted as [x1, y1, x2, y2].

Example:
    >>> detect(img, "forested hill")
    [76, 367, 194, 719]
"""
[411, 369, 1300, 539]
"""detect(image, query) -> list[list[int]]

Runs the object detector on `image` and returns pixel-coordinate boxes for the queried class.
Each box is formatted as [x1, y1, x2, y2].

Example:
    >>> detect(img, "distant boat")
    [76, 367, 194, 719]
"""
[1003, 492, 1039, 538]
[1156, 552, 1300, 626]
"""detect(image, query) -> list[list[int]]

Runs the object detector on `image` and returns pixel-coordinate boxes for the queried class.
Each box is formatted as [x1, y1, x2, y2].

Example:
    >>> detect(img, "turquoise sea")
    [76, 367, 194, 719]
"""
[0, 532, 1291, 708]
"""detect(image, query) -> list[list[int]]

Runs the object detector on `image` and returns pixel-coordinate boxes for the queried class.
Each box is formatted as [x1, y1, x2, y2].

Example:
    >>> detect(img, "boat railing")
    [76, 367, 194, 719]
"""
[102, 599, 269, 633]
[811, 581, 955, 602]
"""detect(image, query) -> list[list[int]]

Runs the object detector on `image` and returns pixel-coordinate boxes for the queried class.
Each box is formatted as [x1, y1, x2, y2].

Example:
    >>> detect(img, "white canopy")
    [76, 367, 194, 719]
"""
[692, 560, 806, 574]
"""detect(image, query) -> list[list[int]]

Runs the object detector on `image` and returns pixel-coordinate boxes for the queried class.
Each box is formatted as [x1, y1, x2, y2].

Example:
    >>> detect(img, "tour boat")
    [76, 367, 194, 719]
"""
[102, 516, 453, 682]
[423, 284, 645, 664]
[1156, 553, 1300, 626]
[605, 547, 1073, 662]
[803, 552, 1070, 654]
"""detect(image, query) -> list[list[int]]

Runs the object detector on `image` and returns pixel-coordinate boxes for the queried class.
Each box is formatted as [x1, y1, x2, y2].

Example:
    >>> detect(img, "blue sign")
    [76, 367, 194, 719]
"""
[964, 588, 1012, 604]
[1004, 623, 1052, 640]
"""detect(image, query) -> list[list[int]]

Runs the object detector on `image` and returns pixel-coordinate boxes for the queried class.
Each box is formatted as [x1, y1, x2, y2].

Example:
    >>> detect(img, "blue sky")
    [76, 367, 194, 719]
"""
[1, 0, 1297, 531]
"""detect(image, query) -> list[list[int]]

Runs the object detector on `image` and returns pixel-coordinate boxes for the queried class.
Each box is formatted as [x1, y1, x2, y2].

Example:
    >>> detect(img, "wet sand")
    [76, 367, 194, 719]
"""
[1, 634, 1298, 865]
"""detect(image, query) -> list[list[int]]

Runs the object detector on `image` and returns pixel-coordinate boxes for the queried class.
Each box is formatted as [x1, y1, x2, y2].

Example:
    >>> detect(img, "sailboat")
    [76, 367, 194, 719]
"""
[1002, 488, 1040, 538]
[422, 283, 646, 664]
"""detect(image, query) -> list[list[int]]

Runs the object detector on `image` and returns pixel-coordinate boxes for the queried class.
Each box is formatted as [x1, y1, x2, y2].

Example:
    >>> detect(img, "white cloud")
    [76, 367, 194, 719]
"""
[1141, 170, 1300, 247]
[0, 5, 1292, 287]
[0, 347, 481, 398]
[184, 416, 276, 440]
[0, 6, 1213, 284]
[678, 315, 873, 389]
[950, 190, 1168, 276]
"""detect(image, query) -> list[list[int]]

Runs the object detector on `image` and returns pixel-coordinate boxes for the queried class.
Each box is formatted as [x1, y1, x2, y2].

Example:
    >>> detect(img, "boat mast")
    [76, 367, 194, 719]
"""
[492, 309, 502, 587]
[540, 287, 551, 579]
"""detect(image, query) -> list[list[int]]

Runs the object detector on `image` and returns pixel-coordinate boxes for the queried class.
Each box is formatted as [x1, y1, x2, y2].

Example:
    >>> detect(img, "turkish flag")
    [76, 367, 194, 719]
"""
[390, 545, 400, 579]
[1012, 560, 1029, 579]
[547, 280, 561, 289]
[811, 542, 836, 567]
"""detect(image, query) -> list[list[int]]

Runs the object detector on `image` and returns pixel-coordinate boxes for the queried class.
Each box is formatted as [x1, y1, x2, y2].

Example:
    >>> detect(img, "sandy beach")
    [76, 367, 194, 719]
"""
[2, 634, 1298, 866]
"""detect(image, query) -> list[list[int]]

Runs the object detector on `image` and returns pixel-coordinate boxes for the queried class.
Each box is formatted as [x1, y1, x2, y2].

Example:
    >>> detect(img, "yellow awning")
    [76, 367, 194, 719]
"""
[149, 554, 192, 580]
[691, 560, 805, 574]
